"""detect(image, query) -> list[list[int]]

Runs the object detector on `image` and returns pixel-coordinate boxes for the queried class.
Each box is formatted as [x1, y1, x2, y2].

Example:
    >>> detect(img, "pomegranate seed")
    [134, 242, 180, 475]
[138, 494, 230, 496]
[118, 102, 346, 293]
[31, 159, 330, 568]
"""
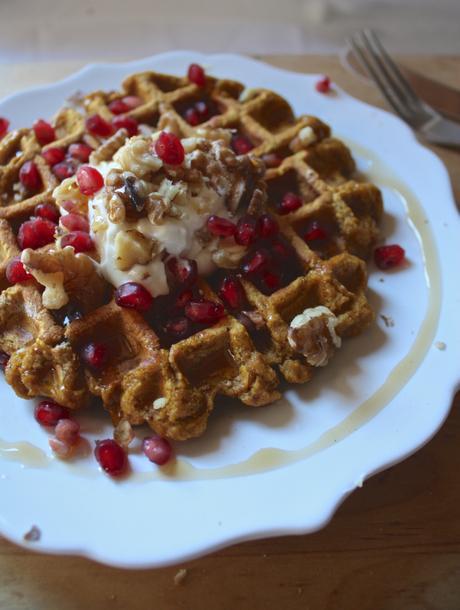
[33, 119, 55, 145]
[315, 76, 331, 94]
[55, 418, 80, 446]
[0, 351, 10, 371]
[49, 437, 73, 458]
[53, 160, 76, 181]
[154, 131, 185, 165]
[173, 288, 194, 310]
[94, 439, 127, 476]
[187, 63, 206, 87]
[122, 95, 143, 110]
[34, 400, 69, 426]
[164, 316, 192, 340]
[76, 165, 104, 196]
[262, 153, 283, 168]
[374, 244, 405, 269]
[61, 231, 94, 253]
[68, 142, 93, 163]
[17, 218, 56, 249]
[115, 282, 153, 312]
[108, 100, 131, 115]
[260, 270, 281, 293]
[61, 212, 89, 233]
[0, 117, 9, 139]
[206, 215, 236, 237]
[219, 276, 245, 310]
[235, 214, 259, 246]
[42, 147, 65, 166]
[278, 191, 302, 215]
[35, 202, 60, 223]
[271, 238, 292, 262]
[112, 115, 138, 137]
[81, 342, 108, 369]
[184, 108, 200, 126]
[6, 257, 33, 284]
[19, 161, 41, 191]
[195, 101, 210, 120]
[85, 114, 114, 138]
[231, 134, 254, 155]
[185, 300, 226, 324]
[143, 435, 173, 465]
[304, 222, 328, 242]
[242, 249, 270, 275]
[166, 257, 197, 287]
[258, 214, 279, 238]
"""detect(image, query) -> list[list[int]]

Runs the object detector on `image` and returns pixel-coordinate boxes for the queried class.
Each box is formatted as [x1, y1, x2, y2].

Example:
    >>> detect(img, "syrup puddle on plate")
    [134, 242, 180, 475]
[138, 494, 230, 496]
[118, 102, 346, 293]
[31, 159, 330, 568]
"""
[0, 142, 441, 481]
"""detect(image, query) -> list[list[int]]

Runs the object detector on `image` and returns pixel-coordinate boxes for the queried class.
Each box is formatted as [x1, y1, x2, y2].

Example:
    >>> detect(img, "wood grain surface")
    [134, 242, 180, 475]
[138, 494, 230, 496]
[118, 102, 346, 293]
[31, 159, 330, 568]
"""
[0, 55, 459, 610]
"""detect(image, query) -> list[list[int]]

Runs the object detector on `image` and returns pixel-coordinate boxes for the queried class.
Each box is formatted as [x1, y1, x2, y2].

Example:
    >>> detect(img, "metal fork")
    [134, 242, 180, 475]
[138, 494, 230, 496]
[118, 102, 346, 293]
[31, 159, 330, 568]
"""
[348, 29, 460, 149]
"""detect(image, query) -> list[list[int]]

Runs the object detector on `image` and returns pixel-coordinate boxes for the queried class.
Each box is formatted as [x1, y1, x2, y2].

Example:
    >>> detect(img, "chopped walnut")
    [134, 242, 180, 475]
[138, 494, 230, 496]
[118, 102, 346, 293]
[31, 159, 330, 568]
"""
[114, 229, 156, 271]
[114, 419, 134, 448]
[113, 134, 163, 177]
[287, 305, 341, 367]
[212, 243, 247, 269]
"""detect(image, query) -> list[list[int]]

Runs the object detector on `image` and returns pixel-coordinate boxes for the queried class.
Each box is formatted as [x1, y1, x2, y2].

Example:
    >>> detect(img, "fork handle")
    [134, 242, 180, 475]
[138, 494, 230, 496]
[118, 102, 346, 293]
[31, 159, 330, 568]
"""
[421, 117, 460, 149]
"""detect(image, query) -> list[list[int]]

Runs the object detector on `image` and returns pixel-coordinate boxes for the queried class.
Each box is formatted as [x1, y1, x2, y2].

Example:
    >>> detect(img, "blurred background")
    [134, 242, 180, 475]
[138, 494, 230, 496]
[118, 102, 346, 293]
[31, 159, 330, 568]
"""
[1, 0, 460, 61]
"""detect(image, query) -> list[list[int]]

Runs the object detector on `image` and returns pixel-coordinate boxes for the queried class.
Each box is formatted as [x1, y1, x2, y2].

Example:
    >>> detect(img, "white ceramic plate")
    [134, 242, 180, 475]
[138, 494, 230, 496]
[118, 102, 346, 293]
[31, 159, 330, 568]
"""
[0, 52, 458, 569]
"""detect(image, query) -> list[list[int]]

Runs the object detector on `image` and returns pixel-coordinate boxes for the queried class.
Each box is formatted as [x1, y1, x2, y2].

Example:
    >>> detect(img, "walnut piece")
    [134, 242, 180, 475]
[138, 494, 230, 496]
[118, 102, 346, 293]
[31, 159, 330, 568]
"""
[287, 305, 341, 367]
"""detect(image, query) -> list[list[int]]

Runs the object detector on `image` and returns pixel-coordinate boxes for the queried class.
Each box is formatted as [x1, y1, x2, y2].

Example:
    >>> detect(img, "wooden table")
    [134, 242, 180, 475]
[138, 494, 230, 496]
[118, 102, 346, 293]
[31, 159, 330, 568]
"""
[1, 55, 459, 610]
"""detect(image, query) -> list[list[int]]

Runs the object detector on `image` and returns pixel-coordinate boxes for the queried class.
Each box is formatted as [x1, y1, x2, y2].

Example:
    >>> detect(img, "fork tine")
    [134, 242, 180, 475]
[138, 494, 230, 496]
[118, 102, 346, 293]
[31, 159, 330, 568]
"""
[362, 29, 434, 122]
[363, 29, 421, 106]
[348, 35, 415, 122]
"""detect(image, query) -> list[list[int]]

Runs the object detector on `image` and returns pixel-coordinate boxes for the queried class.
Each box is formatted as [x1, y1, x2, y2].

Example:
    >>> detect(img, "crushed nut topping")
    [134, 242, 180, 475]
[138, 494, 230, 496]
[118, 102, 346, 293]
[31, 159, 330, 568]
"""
[287, 305, 341, 367]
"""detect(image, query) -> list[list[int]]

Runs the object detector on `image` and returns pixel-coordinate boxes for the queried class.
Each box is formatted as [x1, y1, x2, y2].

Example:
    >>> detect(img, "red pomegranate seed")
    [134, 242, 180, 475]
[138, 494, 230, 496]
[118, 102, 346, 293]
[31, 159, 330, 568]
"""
[76, 165, 104, 196]
[0, 351, 10, 371]
[260, 270, 281, 293]
[219, 276, 245, 310]
[61, 200, 77, 213]
[166, 257, 198, 287]
[115, 282, 153, 312]
[61, 231, 94, 253]
[61, 212, 89, 233]
[17, 218, 56, 249]
[195, 101, 210, 120]
[82, 341, 108, 370]
[207, 215, 236, 237]
[108, 99, 131, 115]
[259, 214, 279, 238]
[0, 117, 9, 139]
[271, 238, 291, 261]
[143, 435, 173, 465]
[262, 153, 283, 168]
[85, 114, 114, 138]
[112, 115, 138, 137]
[185, 300, 226, 324]
[187, 63, 206, 87]
[68, 142, 93, 163]
[164, 316, 192, 340]
[122, 95, 143, 110]
[42, 147, 65, 166]
[184, 108, 200, 126]
[235, 214, 260, 246]
[374, 244, 405, 269]
[6, 257, 33, 284]
[154, 131, 185, 165]
[34, 400, 69, 426]
[55, 418, 80, 446]
[242, 249, 270, 275]
[33, 119, 56, 145]
[304, 222, 328, 242]
[231, 134, 254, 155]
[94, 439, 127, 476]
[315, 76, 331, 94]
[19, 161, 42, 191]
[278, 191, 302, 215]
[35, 202, 60, 223]
[173, 288, 194, 310]
[53, 160, 76, 181]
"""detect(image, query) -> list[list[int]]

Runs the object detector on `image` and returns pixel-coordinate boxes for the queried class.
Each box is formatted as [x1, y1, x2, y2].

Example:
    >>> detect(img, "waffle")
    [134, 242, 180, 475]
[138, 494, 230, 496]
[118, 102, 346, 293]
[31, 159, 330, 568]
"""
[0, 67, 383, 441]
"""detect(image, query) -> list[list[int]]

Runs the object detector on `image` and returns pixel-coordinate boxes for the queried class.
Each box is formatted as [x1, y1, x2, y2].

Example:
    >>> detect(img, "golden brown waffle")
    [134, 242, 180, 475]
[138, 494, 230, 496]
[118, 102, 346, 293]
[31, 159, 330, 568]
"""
[0, 68, 383, 441]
